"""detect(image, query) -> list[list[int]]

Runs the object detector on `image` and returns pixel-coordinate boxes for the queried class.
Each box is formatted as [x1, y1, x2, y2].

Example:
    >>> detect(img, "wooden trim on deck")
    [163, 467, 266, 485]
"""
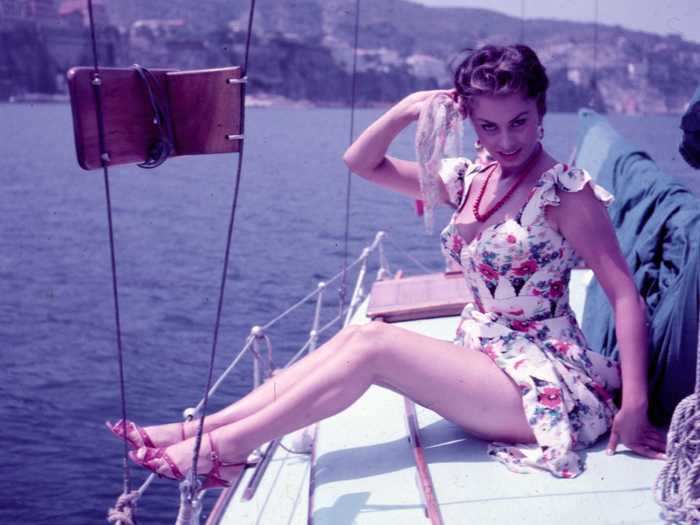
[307, 423, 319, 525]
[242, 439, 280, 500]
[404, 398, 444, 525]
[205, 465, 250, 525]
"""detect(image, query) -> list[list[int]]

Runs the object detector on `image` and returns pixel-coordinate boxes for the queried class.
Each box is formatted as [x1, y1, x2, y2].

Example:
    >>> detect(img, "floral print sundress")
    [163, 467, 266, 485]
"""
[439, 158, 621, 478]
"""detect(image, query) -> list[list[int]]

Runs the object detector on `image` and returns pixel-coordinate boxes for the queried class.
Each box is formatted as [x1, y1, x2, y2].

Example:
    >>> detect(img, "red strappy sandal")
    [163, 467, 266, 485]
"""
[106, 419, 187, 449]
[130, 446, 186, 481]
[129, 432, 250, 489]
[200, 433, 250, 489]
[106, 419, 156, 449]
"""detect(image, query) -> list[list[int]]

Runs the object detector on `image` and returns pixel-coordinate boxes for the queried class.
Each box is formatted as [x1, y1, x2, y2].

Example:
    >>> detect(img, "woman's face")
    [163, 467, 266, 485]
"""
[468, 92, 541, 169]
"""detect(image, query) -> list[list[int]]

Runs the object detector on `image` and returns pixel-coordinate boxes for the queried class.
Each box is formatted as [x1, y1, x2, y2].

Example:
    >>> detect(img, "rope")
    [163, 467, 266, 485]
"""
[85, 0, 133, 505]
[107, 491, 140, 525]
[654, 312, 700, 523]
[189, 0, 257, 486]
[132, 64, 175, 169]
[339, 0, 362, 316]
[278, 439, 313, 456]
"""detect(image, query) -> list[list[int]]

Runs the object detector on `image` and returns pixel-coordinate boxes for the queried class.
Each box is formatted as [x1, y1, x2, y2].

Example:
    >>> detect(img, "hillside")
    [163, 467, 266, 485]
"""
[3, 0, 699, 113]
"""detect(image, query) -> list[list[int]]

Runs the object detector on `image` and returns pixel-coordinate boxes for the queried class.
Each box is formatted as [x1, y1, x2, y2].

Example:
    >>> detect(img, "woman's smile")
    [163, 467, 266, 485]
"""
[497, 148, 522, 163]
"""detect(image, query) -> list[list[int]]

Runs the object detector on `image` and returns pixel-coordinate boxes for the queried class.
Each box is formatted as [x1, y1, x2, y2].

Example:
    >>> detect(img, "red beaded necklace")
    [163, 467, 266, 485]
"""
[472, 144, 543, 222]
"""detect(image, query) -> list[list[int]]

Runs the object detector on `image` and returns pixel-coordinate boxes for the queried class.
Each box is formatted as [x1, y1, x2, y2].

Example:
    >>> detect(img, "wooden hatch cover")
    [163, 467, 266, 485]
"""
[67, 66, 243, 170]
[367, 271, 471, 323]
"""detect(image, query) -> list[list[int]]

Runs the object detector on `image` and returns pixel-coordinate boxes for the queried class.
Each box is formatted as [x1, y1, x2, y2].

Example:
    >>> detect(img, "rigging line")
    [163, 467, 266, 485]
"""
[340, 0, 362, 316]
[384, 236, 433, 274]
[86, 0, 133, 498]
[190, 0, 258, 484]
[262, 248, 370, 330]
[519, 0, 525, 43]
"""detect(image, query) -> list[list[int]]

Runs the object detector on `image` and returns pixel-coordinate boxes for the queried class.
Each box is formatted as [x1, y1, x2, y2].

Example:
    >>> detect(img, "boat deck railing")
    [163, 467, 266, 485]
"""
[111, 231, 399, 522]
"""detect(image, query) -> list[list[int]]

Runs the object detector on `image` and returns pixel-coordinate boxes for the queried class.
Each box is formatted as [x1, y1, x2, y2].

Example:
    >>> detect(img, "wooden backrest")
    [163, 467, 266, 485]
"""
[67, 66, 243, 170]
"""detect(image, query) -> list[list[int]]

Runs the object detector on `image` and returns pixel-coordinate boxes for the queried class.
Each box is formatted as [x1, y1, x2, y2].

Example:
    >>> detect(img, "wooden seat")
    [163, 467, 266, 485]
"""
[67, 66, 243, 170]
[367, 272, 472, 323]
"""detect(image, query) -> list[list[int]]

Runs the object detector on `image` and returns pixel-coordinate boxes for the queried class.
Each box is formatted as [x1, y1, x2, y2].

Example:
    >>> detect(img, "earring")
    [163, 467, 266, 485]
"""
[537, 124, 544, 140]
[474, 139, 482, 149]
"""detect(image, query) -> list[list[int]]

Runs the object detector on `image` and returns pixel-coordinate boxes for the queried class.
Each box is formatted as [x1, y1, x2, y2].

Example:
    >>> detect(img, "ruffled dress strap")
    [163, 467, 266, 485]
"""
[521, 164, 614, 227]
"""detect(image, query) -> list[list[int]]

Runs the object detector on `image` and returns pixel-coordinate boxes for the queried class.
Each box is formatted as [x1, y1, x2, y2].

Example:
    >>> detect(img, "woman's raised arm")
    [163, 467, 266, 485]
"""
[343, 90, 457, 202]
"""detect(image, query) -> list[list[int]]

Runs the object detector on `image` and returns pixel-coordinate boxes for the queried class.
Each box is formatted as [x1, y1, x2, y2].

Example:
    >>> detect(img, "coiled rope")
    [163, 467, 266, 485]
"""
[654, 312, 700, 524]
[132, 63, 175, 169]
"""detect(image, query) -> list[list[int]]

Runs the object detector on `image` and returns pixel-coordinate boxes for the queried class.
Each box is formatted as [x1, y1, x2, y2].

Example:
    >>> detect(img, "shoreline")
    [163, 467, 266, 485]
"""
[1, 93, 684, 116]
[3, 91, 392, 110]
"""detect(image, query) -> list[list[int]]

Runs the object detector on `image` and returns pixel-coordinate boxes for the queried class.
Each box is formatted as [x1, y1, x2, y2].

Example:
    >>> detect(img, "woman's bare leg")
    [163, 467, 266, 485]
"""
[134, 325, 361, 446]
[199, 325, 362, 429]
[139, 321, 535, 477]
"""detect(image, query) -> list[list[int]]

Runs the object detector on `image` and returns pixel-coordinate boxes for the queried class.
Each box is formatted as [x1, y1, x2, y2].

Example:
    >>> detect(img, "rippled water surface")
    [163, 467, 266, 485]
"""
[1, 103, 696, 524]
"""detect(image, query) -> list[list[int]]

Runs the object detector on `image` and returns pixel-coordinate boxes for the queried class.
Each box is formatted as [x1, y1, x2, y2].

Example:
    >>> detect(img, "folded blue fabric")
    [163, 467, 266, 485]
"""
[578, 111, 700, 426]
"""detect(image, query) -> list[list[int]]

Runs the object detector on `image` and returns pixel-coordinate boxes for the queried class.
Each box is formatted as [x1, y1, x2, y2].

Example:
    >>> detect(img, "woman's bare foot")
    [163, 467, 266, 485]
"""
[138, 420, 191, 448]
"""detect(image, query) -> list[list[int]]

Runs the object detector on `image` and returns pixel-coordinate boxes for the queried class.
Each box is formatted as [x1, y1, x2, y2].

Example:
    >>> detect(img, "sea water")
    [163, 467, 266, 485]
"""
[0, 103, 695, 524]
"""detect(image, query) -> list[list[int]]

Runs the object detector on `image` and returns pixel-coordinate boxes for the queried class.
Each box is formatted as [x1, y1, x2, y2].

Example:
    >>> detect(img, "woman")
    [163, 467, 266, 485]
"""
[109, 44, 665, 484]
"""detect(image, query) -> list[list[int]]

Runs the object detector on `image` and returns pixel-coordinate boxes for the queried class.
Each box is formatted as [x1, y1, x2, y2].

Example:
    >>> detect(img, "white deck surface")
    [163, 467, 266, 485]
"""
[310, 272, 665, 524]
[414, 402, 664, 524]
[311, 302, 461, 524]
[217, 272, 666, 524]
[215, 440, 312, 525]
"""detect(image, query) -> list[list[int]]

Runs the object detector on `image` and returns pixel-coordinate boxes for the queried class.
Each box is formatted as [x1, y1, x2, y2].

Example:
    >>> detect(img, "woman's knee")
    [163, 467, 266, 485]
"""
[339, 323, 362, 340]
[350, 321, 390, 362]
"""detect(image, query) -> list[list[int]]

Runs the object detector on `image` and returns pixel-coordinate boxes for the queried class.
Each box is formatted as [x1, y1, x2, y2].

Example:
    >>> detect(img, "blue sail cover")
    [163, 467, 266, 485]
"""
[578, 111, 700, 426]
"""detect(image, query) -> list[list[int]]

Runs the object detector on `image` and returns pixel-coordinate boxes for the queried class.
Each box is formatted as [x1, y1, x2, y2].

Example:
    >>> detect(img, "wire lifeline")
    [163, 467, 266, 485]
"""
[339, 0, 362, 317]
[111, 229, 389, 508]
[86, 0, 134, 511]
[188, 0, 258, 489]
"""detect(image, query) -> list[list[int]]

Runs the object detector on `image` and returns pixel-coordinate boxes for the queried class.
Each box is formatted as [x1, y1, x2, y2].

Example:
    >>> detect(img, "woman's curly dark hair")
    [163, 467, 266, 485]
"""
[453, 44, 549, 118]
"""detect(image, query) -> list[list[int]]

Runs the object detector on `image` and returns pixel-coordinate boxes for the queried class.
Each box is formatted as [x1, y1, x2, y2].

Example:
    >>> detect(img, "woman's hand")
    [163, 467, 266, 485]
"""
[607, 403, 667, 460]
[394, 89, 461, 121]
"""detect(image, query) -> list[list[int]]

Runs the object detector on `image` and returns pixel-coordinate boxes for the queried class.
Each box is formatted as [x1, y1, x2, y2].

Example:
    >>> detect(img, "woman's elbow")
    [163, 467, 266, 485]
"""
[342, 150, 357, 171]
[343, 151, 382, 177]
